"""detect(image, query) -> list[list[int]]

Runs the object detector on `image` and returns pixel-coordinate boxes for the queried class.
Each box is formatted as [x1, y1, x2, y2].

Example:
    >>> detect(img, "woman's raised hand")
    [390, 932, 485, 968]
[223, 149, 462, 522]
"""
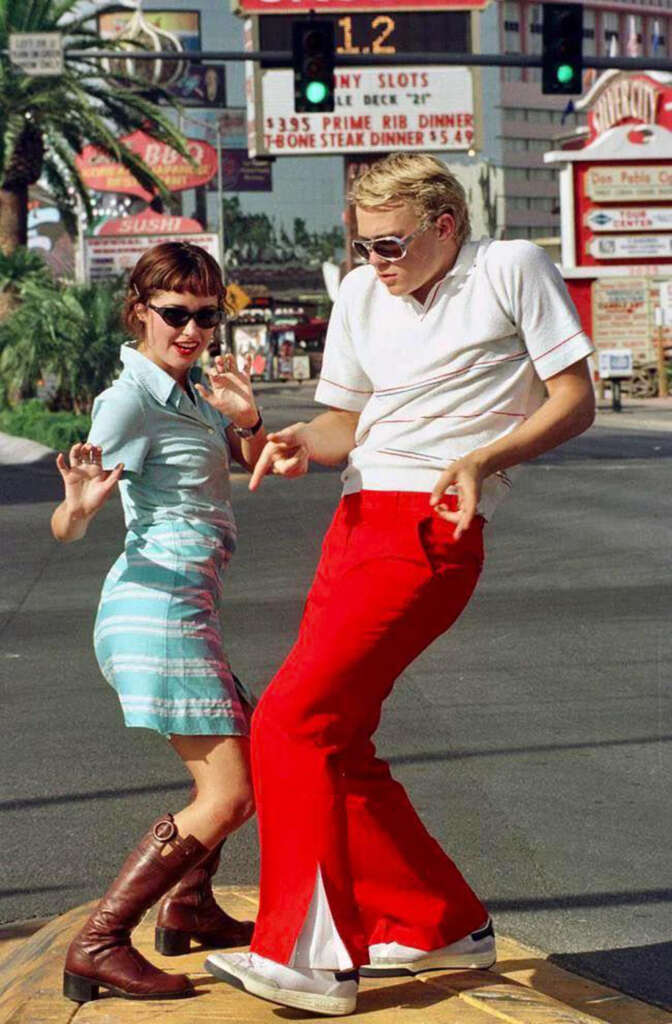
[56, 443, 124, 519]
[195, 354, 259, 429]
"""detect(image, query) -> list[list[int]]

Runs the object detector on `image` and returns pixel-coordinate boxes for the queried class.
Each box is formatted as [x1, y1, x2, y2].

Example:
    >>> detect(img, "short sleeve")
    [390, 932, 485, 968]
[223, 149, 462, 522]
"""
[88, 385, 150, 475]
[314, 285, 373, 411]
[491, 241, 594, 381]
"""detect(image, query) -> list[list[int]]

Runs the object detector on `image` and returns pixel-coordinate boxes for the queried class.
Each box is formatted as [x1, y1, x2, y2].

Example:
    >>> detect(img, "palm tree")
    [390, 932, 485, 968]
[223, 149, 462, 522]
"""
[0, 0, 189, 254]
[0, 244, 51, 318]
[0, 275, 126, 409]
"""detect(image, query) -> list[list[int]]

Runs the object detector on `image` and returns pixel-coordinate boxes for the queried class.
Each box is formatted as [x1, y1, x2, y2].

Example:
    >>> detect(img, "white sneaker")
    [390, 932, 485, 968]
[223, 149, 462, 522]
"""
[204, 951, 359, 1016]
[360, 918, 496, 977]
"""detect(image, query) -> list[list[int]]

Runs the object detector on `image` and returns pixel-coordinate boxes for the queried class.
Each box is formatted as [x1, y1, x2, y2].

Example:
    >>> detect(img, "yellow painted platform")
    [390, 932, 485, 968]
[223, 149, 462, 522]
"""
[0, 887, 669, 1024]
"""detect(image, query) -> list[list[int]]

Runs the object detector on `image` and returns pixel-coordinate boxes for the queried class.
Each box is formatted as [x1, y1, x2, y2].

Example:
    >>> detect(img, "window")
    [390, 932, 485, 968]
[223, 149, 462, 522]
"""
[503, 0, 522, 82]
[603, 10, 620, 54]
[647, 15, 666, 56]
[583, 8, 597, 58]
[527, 2, 542, 83]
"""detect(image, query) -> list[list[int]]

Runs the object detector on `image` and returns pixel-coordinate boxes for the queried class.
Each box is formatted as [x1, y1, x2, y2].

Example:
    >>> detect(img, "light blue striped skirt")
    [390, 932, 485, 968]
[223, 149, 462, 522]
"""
[93, 513, 254, 736]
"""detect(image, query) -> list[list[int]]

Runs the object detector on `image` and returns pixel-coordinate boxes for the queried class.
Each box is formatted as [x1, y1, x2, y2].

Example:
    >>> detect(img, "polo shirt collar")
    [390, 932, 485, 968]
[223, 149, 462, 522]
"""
[120, 343, 203, 406]
[402, 237, 481, 316]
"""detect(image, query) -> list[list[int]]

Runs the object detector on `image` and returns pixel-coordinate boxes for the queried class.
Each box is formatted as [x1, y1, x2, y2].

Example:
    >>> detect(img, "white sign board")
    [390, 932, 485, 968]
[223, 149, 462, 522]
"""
[586, 207, 672, 233]
[84, 233, 221, 282]
[584, 165, 672, 202]
[248, 66, 474, 157]
[659, 280, 672, 314]
[587, 234, 672, 260]
[9, 32, 63, 76]
[598, 349, 633, 379]
[199, 108, 248, 149]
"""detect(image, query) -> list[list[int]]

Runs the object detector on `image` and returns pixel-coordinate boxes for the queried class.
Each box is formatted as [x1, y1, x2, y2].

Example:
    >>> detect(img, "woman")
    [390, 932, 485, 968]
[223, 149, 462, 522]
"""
[51, 241, 266, 1003]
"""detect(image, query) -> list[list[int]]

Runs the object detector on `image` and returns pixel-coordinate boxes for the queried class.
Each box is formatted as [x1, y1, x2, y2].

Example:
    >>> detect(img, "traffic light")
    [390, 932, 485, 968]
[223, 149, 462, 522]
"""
[542, 3, 583, 95]
[292, 20, 335, 114]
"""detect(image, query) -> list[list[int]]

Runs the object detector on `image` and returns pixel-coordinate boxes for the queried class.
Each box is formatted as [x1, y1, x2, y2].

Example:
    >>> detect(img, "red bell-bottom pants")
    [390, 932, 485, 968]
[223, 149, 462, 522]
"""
[249, 490, 489, 968]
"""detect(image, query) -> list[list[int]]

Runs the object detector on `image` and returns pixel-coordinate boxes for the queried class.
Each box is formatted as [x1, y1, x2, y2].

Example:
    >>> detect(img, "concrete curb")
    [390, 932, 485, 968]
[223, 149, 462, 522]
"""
[0, 887, 669, 1024]
[0, 430, 54, 466]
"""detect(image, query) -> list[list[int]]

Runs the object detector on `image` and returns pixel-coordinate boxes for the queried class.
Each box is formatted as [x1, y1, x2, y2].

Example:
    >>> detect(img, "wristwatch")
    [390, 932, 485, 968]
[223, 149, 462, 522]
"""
[232, 410, 263, 439]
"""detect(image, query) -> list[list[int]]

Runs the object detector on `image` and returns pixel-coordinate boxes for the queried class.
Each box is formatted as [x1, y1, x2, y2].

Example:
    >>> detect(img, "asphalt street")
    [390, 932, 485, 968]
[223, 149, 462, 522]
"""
[0, 386, 671, 1009]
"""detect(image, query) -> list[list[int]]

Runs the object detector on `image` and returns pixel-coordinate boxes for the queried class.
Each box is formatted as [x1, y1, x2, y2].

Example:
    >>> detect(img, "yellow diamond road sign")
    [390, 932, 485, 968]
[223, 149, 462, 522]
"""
[225, 282, 251, 314]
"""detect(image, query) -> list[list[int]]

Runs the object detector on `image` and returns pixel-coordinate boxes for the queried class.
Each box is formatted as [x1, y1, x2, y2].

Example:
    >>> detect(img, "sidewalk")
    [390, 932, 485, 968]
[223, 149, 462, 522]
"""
[0, 888, 669, 1024]
[2, 391, 672, 470]
[594, 395, 672, 432]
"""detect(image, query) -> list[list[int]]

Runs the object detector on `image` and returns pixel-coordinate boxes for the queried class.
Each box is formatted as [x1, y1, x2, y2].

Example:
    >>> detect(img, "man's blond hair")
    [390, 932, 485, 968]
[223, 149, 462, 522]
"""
[350, 153, 470, 248]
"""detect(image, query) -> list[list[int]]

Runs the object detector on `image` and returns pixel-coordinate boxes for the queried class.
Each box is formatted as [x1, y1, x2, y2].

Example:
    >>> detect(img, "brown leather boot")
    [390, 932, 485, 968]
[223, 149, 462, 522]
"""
[154, 840, 255, 956]
[63, 815, 208, 1002]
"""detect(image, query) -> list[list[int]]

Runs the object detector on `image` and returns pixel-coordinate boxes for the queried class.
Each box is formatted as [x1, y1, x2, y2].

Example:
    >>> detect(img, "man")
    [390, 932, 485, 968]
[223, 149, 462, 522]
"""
[205, 153, 595, 1016]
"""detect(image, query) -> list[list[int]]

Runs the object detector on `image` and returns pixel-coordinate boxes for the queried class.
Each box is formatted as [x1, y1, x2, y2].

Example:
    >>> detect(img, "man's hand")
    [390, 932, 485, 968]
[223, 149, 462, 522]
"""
[249, 423, 310, 491]
[429, 452, 487, 539]
[56, 442, 124, 519]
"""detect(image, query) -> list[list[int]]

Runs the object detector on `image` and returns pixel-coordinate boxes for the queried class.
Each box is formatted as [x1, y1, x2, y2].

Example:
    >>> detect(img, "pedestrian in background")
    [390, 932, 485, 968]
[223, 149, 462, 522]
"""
[51, 241, 266, 1003]
[205, 153, 596, 1016]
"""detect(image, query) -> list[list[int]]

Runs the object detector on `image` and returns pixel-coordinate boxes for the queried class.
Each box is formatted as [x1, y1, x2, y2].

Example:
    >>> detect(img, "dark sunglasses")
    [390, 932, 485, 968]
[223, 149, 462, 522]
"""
[147, 303, 224, 329]
[351, 225, 428, 263]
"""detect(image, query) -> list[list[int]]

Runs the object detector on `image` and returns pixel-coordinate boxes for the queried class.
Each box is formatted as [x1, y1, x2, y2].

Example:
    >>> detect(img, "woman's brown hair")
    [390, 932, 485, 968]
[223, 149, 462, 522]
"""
[123, 241, 230, 339]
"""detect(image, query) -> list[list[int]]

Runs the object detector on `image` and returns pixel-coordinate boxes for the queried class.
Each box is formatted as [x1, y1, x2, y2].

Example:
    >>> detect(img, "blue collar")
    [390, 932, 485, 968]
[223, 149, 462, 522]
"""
[119, 343, 204, 406]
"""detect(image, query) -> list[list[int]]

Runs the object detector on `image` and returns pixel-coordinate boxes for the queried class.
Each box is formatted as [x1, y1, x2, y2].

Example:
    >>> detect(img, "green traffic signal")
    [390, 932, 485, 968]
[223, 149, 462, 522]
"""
[556, 63, 575, 84]
[305, 80, 328, 104]
[542, 3, 583, 95]
[292, 19, 335, 113]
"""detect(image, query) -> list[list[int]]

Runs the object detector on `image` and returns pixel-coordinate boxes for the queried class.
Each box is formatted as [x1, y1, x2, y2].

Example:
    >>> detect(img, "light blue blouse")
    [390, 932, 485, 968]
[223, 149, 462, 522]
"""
[89, 344, 233, 530]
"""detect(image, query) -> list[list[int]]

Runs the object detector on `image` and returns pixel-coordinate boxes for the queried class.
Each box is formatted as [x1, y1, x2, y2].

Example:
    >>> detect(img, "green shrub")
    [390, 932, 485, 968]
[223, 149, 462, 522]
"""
[0, 401, 90, 449]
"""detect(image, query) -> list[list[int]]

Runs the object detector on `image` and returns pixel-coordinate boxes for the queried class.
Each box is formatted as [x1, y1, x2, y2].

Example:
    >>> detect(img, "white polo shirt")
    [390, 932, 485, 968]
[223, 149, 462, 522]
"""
[314, 237, 594, 520]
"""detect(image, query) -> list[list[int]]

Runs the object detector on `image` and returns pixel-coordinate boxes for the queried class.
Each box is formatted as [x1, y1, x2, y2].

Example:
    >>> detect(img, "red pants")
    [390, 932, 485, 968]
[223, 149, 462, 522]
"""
[250, 491, 489, 967]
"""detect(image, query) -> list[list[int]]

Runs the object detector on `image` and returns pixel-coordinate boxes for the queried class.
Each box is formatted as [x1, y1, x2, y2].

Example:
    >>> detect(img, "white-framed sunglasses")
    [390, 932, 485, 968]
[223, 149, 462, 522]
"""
[351, 224, 428, 263]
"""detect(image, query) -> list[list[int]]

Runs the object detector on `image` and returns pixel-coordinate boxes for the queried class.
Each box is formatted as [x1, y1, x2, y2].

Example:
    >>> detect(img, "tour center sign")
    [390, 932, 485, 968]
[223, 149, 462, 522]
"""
[247, 66, 475, 156]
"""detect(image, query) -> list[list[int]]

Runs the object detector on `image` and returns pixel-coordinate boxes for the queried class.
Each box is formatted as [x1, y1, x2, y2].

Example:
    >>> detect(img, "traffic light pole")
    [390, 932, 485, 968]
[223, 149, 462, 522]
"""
[11, 50, 672, 74]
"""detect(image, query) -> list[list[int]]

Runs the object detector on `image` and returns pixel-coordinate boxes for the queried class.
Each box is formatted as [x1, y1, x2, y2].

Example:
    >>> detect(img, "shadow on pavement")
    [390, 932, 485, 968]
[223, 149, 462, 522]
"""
[0, 455, 61, 506]
[488, 888, 672, 913]
[0, 885, 81, 900]
[550, 942, 672, 1011]
[0, 779, 191, 813]
[388, 732, 672, 766]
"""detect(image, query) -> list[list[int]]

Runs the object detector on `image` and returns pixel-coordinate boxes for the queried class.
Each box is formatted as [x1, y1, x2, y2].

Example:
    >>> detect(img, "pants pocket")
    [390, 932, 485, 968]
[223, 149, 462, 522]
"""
[417, 514, 484, 575]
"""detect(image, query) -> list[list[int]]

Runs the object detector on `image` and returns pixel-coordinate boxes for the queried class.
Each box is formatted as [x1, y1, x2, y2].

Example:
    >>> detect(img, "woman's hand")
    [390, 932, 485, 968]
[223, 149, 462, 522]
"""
[429, 451, 488, 539]
[55, 442, 124, 520]
[249, 423, 310, 491]
[195, 354, 259, 429]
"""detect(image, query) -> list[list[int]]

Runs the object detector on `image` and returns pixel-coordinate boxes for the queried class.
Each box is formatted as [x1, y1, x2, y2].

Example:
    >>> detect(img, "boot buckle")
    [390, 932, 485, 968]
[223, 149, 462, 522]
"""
[153, 817, 178, 843]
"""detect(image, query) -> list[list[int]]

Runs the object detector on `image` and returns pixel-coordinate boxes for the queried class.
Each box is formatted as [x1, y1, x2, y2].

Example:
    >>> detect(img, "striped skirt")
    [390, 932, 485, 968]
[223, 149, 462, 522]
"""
[93, 514, 254, 736]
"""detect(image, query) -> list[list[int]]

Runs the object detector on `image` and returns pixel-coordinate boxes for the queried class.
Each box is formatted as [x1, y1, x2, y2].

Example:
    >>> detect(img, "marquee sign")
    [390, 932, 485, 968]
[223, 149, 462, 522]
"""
[233, 0, 487, 14]
[589, 75, 664, 141]
[84, 233, 220, 282]
[76, 131, 218, 200]
[98, 213, 204, 236]
[248, 65, 474, 156]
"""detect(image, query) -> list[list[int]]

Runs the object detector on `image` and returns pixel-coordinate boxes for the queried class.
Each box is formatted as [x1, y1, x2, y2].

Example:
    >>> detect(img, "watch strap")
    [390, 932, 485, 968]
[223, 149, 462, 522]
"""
[232, 411, 263, 438]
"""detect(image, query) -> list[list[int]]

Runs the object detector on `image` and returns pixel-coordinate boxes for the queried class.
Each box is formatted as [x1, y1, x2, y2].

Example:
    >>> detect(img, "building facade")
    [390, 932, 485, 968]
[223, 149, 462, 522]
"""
[497, 0, 672, 243]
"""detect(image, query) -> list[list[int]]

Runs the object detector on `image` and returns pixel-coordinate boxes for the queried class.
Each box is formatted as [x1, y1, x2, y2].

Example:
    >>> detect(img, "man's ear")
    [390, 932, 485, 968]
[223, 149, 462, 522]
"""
[135, 303, 148, 324]
[436, 211, 456, 240]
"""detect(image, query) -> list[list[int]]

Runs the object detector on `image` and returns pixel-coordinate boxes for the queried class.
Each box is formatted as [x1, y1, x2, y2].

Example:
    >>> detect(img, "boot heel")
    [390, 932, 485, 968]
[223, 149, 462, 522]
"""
[155, 927, 191, 956]
[63, 971, 99, 1002]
